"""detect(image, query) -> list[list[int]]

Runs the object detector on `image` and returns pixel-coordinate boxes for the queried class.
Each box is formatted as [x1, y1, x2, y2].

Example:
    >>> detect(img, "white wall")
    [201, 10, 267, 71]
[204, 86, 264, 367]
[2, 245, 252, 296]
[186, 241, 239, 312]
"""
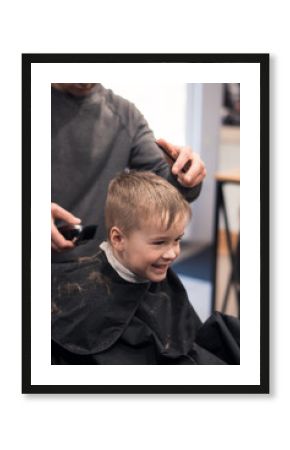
[104, 82, 187, 145]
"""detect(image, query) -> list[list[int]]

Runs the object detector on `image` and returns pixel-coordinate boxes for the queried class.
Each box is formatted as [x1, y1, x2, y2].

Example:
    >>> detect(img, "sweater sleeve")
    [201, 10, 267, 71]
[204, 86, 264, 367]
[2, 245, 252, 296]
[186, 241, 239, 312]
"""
[127, 104, 202, 203]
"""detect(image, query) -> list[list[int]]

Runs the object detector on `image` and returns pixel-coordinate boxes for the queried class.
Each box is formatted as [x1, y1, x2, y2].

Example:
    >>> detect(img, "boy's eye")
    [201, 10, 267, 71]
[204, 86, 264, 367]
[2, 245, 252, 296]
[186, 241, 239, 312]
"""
[151, 236, 183, 246]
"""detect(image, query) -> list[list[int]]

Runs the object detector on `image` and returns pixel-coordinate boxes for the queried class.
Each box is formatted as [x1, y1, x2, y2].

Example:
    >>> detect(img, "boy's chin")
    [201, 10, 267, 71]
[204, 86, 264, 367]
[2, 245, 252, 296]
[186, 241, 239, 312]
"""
[148, 271, 168, 282]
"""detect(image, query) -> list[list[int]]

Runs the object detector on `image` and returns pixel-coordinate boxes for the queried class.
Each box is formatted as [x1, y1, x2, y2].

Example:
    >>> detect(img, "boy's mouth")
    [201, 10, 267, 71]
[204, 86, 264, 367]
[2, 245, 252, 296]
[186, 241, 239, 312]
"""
[151, 263, 169, 272]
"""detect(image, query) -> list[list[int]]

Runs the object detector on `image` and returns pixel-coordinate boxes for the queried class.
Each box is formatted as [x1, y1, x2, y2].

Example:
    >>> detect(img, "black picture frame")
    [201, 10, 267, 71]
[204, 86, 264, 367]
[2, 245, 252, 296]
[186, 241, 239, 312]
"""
[22, 53, 269, 394]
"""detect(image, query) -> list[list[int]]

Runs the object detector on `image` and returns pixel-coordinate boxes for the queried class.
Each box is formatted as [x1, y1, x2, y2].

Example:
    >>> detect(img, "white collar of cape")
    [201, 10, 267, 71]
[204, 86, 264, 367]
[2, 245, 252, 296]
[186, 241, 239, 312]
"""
[100, 241, 149, 284]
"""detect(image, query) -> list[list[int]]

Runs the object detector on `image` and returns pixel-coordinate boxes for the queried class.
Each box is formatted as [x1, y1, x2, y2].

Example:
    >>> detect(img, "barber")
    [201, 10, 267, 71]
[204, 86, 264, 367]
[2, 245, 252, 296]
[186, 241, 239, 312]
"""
[51, 83, 206, 260]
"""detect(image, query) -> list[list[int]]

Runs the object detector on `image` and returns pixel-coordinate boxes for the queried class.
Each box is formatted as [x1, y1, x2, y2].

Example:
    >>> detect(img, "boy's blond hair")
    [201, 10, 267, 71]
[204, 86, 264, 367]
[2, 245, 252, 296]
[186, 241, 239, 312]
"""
[105, 170, 191, 239]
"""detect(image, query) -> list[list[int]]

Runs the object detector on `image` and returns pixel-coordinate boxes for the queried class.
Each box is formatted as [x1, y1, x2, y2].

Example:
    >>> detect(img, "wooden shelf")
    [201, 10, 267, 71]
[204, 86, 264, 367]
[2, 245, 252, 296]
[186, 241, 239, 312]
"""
[215, 169, 240, 184]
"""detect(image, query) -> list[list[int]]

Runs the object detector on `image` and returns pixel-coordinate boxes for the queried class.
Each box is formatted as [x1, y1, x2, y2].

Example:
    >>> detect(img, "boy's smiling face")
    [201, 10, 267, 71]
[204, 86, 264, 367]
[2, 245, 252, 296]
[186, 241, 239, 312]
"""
[111, 214, 188, 282]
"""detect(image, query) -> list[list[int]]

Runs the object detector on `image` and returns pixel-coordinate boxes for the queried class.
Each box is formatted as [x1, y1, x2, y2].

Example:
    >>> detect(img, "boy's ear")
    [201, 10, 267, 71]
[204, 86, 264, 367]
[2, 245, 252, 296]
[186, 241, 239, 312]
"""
[110, 226, 126, 250]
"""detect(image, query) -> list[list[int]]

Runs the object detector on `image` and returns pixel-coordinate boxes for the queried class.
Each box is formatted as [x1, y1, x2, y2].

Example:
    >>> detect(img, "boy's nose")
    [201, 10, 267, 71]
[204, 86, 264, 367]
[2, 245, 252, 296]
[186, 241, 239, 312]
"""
[162, 246, 180, 261]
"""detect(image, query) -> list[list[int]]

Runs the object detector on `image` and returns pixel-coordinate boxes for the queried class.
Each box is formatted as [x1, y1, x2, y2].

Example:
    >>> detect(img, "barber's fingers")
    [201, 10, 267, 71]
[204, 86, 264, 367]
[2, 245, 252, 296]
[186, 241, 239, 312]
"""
[177, 167, 206, 188]
[51, 203, 81, 252]
[171, 147, 193, 175]
[51, 221, 75, 252]
[177, 156, 206, 186]
[156, 138, 180, 161]
[51, 202, 81, 224]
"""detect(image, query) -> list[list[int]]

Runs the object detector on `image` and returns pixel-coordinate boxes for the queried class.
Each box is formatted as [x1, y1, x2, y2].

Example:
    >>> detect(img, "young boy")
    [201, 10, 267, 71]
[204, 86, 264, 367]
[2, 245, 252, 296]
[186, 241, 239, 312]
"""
[51, 171, 239, 365]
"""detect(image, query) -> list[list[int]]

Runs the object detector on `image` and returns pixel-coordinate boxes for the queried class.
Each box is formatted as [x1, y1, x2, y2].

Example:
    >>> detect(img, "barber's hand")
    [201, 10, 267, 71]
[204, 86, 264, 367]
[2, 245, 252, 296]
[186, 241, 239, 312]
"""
[51, 203, 81, 252]
[156, 138, 206, 188]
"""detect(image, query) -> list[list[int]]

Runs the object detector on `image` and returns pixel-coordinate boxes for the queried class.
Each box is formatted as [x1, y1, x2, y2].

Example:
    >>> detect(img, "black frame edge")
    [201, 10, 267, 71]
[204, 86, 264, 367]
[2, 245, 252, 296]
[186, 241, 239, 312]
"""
[260, 54, 270, 394]
[22, 54, 32, 393]
[23, 384, 268, 394]
[21, 53, 269, 64]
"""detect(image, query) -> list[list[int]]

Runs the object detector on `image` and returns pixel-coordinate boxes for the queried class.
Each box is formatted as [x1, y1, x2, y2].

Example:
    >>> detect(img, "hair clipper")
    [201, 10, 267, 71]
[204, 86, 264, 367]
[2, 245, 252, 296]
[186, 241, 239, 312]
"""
[57, 224, 98, 246]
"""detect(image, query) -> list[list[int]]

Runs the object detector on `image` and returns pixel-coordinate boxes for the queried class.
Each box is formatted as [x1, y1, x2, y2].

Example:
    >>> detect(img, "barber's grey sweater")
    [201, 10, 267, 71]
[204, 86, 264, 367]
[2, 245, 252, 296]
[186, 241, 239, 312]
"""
[52, 84, 201, 261]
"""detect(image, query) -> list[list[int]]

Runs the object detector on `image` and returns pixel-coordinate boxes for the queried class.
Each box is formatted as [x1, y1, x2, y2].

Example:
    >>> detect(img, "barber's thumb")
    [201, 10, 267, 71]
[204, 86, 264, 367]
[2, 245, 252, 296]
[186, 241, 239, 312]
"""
[71, 215, 82, 224]
[156, 137, 169, 148]
[63, 211, 81, 224]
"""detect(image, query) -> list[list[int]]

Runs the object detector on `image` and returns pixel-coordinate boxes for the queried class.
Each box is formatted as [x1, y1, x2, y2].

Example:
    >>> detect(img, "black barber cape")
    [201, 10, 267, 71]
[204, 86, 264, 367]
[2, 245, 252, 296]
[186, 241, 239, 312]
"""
[51, 251, 240, 365]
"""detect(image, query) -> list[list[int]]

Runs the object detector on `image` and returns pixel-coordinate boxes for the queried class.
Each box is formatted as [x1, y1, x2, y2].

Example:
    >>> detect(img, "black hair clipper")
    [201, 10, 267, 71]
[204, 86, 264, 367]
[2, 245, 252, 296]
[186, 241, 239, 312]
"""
[57, 224, 98, 246]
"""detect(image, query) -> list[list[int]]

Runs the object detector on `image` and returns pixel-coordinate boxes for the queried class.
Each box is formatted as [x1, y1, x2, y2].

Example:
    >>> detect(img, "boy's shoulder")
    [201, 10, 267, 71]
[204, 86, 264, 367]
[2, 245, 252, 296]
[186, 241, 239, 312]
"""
[52, 250, 105, 280]
[51, 249, 149, 309]
[52, 251, 110, 300]
[51, 250, 151, 355]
